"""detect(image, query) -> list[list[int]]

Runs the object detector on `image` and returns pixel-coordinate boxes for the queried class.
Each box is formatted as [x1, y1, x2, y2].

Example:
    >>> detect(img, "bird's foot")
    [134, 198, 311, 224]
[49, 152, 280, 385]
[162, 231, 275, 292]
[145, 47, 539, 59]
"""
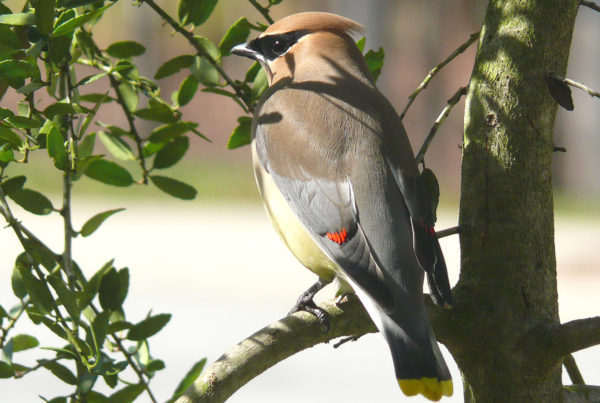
[288, 298, 330, 332]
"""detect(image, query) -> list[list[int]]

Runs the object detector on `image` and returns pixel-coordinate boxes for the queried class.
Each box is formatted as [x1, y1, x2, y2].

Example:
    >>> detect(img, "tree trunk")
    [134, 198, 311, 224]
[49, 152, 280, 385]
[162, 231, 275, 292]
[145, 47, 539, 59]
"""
[435, 0, 579, 401]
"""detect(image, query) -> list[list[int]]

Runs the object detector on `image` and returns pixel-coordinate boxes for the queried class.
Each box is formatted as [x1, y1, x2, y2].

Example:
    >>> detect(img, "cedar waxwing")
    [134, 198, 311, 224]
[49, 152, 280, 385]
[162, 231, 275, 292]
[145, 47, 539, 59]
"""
[232, 12, 453, 401]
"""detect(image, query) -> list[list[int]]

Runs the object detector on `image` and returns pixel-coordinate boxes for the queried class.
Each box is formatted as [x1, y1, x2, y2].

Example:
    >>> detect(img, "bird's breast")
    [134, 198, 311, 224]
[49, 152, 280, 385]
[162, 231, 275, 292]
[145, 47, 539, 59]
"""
[251, 141, 341, 282]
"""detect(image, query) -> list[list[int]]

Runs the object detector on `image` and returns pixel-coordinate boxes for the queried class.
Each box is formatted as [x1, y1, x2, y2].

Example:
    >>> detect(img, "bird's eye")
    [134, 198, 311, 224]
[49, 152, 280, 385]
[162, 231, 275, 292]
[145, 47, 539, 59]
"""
[271, 39, 289, 55]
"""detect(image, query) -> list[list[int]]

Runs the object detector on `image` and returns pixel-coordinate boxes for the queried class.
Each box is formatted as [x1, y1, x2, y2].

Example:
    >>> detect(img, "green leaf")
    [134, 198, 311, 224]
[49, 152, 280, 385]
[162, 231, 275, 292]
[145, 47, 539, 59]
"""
[90, 310, 110, 352]
[421, 168, 440, 223]
[153, 136, 189, 169]
[44, 102, 77, 119]
[219, 17, 251, 56]
[85, 159, 133, 187]
[6, 115, 42, 129]
[9, 188, 53, 215]
[52, 4, 112, 37]
[106, 41, 146, 59]
[251, 68, 267, 101]
[78, 132, 96, 159]
[0, 143, 13, 162]
[0, 25, 26, 53]
[47, 126, 68, 171]
[78, 93, 115, 104]
[80, 208, 125, 237]
[117, 81, 137, 112]
[134, 100, 177, 123]
[194, 36, 220, 61]
[150, 175, 197, 200]
[154, 55, 194, 80]
[0, 12, 36, 26]
[18, 266, 54, 315]
[0, 361, 14, 378]
[177, 75, 199, 106]
[108, 384, 144, 403]
[178, 0, 218, 27]
[34, 0, 55, 36]
[117, 268, 129, 307]
[99, 268, 121, 311]
[48, 397, 67, 403]
[191, 56, 220, 87]
[149, 121, 197, 143]
[146, 359, 165, 372]
[364, 47, 385, 81]
[227, 116, 252, 149]
[42, 361, 77, 385]
[107, 320, 131, 333]
[1, 175, 27, 195]
[0, 108, 16, 120]
[0, 126, 24, 149]
[172, 358, 206, 399]
[12, 265, 27, 299]
[127, 313, 171, 341]
[356, 37, 366, 52]
[47, 272, 80, 321]
[98, 131, 135, 161]
[10, 334, 39, 352]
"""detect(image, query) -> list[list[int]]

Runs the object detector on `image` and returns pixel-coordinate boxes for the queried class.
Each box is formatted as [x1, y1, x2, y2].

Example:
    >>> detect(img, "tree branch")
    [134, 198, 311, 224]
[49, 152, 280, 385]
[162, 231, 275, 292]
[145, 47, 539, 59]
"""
[549, 72, 600, 100]
[551, 316, 600, 356]
[141, 0, 253, 111]
[248, 0, 274, 24]
[175, 296, 376, 403]
[580, 0, 600, 13]
[415, 86, 467, 165]
[400, 31, 480, 120]
[563, 354, 585, 385]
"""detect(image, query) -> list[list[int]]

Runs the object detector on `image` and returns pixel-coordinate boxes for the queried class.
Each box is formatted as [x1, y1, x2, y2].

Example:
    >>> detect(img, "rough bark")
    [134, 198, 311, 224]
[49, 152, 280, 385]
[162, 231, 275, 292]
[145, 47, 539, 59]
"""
[437, 0, 579, 401]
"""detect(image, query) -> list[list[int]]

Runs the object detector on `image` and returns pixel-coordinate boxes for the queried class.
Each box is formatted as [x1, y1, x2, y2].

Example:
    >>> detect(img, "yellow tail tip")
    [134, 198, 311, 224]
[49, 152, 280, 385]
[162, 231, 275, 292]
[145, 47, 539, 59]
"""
[398, 378, 453, 401]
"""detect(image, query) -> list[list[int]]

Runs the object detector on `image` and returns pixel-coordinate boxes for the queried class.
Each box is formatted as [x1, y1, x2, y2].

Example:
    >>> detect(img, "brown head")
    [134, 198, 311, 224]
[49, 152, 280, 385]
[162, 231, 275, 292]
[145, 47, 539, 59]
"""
[232, 12, 371, 85]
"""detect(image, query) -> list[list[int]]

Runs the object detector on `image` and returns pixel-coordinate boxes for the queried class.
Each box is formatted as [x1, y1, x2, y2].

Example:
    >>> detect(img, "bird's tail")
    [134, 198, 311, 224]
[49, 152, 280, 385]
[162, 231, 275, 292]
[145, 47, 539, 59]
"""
[379, 308, 453, 401]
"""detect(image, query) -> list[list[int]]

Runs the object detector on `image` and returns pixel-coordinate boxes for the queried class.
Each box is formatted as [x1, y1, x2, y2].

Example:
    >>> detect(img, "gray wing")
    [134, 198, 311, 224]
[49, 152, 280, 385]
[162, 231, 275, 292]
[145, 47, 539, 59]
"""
[254, 129, 395, 311]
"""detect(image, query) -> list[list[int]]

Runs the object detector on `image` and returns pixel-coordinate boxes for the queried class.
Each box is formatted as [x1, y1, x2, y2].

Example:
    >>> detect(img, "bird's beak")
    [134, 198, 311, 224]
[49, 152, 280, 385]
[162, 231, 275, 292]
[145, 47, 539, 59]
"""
[231, 43, 260, 61]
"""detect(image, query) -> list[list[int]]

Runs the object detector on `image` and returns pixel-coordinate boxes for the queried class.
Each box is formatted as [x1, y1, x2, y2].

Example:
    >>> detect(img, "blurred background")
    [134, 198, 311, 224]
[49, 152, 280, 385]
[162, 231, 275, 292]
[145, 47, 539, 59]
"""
[1, 1, 599, 402]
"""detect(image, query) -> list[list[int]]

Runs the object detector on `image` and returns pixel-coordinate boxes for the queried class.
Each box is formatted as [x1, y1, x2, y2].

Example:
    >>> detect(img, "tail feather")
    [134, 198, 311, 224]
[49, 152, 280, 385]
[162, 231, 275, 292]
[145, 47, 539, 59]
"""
[380, 308, 452, 401]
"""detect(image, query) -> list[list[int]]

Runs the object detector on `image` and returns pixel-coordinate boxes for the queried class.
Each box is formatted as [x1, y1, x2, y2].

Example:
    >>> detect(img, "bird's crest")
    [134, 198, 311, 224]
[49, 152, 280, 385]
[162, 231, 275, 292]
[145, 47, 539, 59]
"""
[261, 12, 365, 37]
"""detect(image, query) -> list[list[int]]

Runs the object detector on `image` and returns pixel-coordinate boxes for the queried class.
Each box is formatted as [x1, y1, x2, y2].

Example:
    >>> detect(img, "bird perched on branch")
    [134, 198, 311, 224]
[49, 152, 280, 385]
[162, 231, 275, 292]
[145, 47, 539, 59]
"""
[232, 12, 453, 401]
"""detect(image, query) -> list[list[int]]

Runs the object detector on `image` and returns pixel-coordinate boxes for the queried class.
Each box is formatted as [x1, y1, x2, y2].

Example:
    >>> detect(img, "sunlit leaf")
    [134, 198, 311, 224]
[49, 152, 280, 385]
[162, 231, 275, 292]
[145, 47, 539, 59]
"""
[52, 4, 112, 37]
[227, 116, 252, 149]
[98, 131, 135, 161]
[42, 361, 77, 385]
[150, 175, 196, 200]
[108, 384, 144, 403]
[80, 208, 125, 237]
[153, 136, 189, 169]
[47, 126, 68, 171]
[127, 313, 171, 341]
[9, 188, 53, 215]
[177, 75, 199, 106]
[365, 47, 385, 81]
[99, 268, 121, 311]
[106, 41, 146, 59]
[178, 0, 218, 27]
[171, 358, 207, 400]
[10, 334, 39, 352]
[219, 17, 251, 56]
[149, 121, 197, 143]
[154, 55, 194, 80]
[84, 159, 133, 187]
[0, 12, 36, 26]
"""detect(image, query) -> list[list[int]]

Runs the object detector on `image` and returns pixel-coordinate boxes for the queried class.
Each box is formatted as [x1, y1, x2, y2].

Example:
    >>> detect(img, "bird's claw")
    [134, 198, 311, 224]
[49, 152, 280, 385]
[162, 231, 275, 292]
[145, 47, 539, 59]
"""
[288, 299, 330, 332]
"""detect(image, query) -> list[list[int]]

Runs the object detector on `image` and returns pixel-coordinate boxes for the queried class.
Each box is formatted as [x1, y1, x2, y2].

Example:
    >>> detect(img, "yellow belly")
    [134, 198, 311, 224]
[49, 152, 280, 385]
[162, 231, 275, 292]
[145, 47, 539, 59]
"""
[252, 142, 352, 294]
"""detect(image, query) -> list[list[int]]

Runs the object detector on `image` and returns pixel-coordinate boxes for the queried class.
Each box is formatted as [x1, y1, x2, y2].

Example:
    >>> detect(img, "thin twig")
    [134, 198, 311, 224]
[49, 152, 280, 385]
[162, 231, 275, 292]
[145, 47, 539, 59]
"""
[400, 31, 480, 120]
[248, 0, 274, 24]
[416, 86, 467, 165]
[141, 0, 253, 112]
[563, 354, 585, 385]
[108, 74, 150, 183]
[554, 146, 567, 153]
[580, 0, 600, 13]
[333, 334, 364, 349]
[436, 226, 460, 239]
[14, 357, 61, 379]
[0, 299, 28, 349]
[563, 78, 600, 99]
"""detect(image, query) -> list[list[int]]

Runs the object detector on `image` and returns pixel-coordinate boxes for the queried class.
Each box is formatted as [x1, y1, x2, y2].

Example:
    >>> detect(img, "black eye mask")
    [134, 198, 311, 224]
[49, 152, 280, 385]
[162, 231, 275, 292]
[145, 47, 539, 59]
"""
[247, 30, 308, 61]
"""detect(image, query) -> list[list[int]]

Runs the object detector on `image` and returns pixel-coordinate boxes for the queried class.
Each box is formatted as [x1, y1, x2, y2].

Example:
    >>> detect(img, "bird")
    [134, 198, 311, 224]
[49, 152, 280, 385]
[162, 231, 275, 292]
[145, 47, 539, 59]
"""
[231, 11, 453, 401]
